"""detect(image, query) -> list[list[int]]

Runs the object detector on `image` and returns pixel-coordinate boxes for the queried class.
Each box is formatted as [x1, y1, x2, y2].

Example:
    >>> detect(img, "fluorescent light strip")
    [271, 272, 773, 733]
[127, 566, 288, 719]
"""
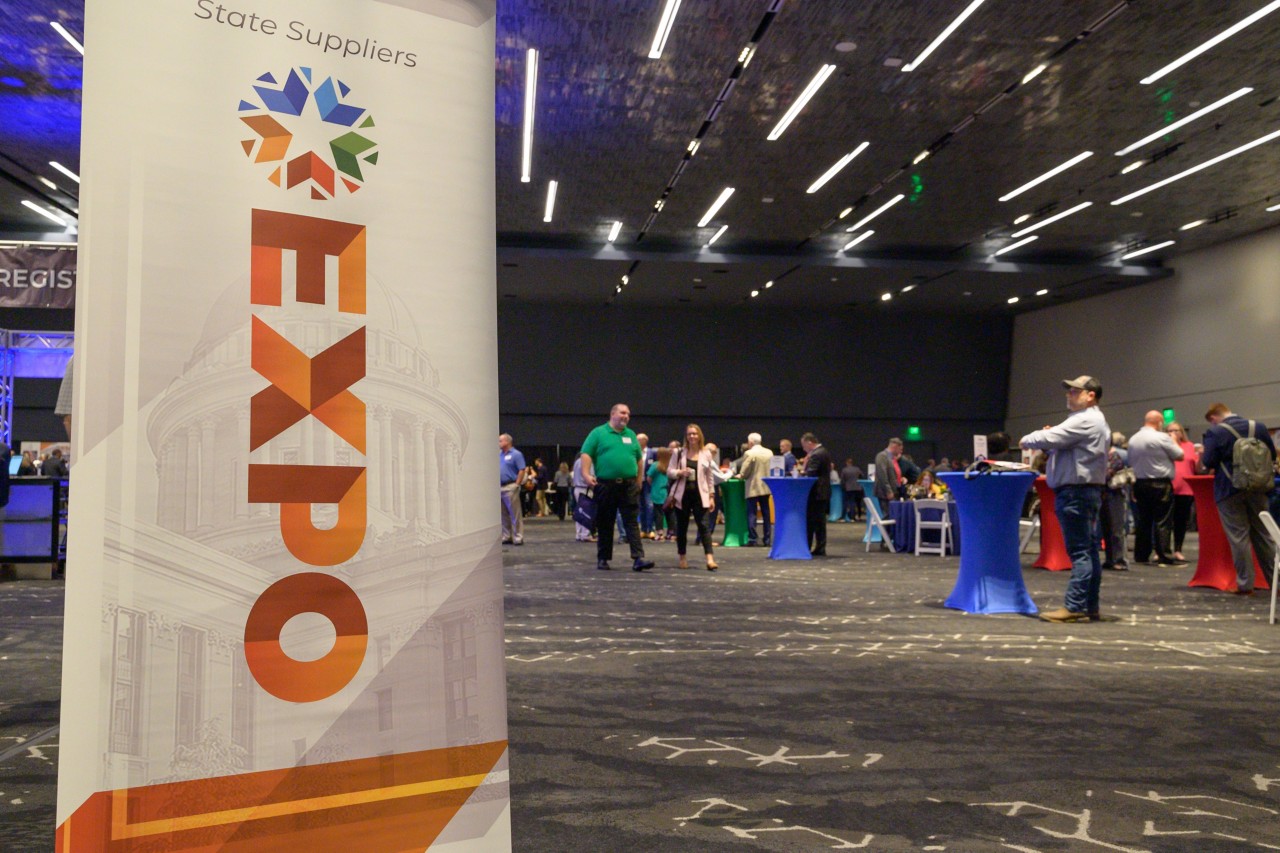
[806, 142, 870, 194]
[1120, 161, 1144, 174]
[521, 48, 538, 183]
[607, 221, 623, 242]
[49, 161, 79, 183]
[994, 235, 1039, 256]
[543, 180, 557, 223]
[1141, 0, 1280, 85]
[750, 289, 760, 298]
[999, 151, 1093, 202]
[697, 187, 735, 227]
[912, 150, 930, 165]
[1112, 127, 1280, 205]
[38, 177, 57, 190]
[707, 224, 728, 246]
[842, 230, 875, 251]
[1115, 87, 1254, 156]
[1179, 219, 1205, 231]
[21, 200, 67, 226]
[846, 194, 904, 232]
[1121, 240, 1175, 260]
[902, 0, 988, 72]
[1036, 288, 1049, 295]
[1021, 64, 1047, 85]
[648, 0, 683, 59]
[1267, 203, 1280, 212]
[1010, 201, 1092, 238]
[50, 21, 83, 55]
[1007, 296, 1020, 304]
[767, 64, 836, 141]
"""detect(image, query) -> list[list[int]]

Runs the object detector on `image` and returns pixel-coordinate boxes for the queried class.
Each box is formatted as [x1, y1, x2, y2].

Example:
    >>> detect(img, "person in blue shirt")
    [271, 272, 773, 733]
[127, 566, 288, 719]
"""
[1201, 403, 1277, 594]
[498, 433, 527, 546]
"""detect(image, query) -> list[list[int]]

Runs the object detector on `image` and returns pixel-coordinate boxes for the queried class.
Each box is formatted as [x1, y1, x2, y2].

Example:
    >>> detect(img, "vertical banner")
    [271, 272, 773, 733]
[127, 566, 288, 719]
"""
[58, 1, 508, 850]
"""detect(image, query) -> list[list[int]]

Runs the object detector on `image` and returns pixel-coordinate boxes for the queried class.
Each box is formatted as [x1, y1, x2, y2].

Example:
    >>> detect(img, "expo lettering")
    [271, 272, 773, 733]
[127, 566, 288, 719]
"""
[242, 209, 371, 703]
[194, 0, 418, 67]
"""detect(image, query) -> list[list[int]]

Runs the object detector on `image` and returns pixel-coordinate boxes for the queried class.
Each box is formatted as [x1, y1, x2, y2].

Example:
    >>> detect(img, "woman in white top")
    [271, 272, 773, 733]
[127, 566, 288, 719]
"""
[665, 423, 719, 571]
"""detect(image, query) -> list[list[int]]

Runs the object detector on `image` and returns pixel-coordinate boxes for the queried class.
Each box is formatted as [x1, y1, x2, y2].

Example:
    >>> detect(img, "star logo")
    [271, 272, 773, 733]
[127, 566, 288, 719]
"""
[239, 67, 379, 200]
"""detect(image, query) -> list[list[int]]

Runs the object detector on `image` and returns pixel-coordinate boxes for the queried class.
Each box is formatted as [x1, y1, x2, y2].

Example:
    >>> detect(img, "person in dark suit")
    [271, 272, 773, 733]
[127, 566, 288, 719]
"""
[873, 437, 906, 514]
[43, 449, 69, 479]
[800, 432, 834, 556]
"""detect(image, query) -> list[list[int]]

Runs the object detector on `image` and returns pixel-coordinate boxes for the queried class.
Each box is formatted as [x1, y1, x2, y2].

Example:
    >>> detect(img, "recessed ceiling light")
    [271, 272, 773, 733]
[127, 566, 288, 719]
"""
[1013, 213, 1031, 224]
[767, 64, 837, 140]
[521, 48, 538, 182]
[1267, 203, 1280, 212]
[49, 161, 79, 183]
[839, 207, 853, 218]
[750, 289, 760, 297]
[693, 277, 702, 282]
[912, 150, 930, 165]
[607, 221, 623, 242]
[50, 21, 83, 55]
[1140, 1, 1280, 85]
[738, 45, 757, 67]
[994, 234, 1039, 256]
[902, 0, 989, 72]
[762, 197, 774, 203]
[963, 291, 972, 296]
[1120, 161, 1144, 174]
[1010, 201, 1092, 238]
[1115, 88, 1253, 156]
[842, 229, 875, 251]
[999, 151, 1093, 202]
[1036, 288, 1049, 296]
[806, 142, 870, 194]
[38, 177, 57, 191]
[698, 187, 735, 227]
[1112, 127, 1280, 205]
[764, 280, 774, 288]
[616, 285, 623, 293]
[1021, 64, 1047, 85]
[1120, 240, 1176, 260]
[835, 41, 857, 52]
[21, 200, 67, 226]
[707, 224, 729, 246]
[884, 57, 904, 68]
[846, 194, 905, 232]
[648, 0, 684, 59]
[880, 292, 893, 301]
[621, 275, 630, 285]
[543, 179, 557, 222]
[901, 284, 917, 292]
[687, 139, 701, 156]
[1007, 296, 1020, 304]
[1179, 219, 1206, 230]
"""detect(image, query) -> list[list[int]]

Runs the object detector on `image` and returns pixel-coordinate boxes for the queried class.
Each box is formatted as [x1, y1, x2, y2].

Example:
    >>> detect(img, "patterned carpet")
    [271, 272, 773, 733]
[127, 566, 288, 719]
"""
[4, 520, 1280, 851]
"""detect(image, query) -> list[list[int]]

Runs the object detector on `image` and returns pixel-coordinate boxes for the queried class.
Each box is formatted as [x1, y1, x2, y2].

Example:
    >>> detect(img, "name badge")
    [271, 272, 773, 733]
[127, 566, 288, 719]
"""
[503, 453, 511, 461]
[622, 437, 633, 444]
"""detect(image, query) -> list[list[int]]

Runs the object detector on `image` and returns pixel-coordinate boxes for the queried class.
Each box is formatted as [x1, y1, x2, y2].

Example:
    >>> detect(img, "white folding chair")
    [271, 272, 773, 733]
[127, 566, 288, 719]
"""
[1259, 510, 1280, 625]
[1019, 514, 1040, 553]
[863, 497, 897, 553]
[913, 499, 951, 557]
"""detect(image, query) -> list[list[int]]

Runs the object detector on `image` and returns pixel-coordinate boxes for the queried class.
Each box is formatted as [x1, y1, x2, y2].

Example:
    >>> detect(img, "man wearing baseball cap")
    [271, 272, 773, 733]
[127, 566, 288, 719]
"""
[1019, 376, 1112, 622]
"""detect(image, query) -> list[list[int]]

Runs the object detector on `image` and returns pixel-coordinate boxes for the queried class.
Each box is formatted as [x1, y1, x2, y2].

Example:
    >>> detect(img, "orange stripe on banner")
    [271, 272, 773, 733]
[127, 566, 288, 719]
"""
[111, 772, 491, 839]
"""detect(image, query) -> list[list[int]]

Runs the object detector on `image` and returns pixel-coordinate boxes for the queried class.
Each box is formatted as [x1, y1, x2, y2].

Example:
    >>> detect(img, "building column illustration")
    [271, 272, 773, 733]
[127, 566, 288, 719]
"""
[424, 423, 440, 527]
[184, 424, 200, 532]
[198, 417, 217, 531]
[442, 439, 458, 532]
[378, 407, 393, 513]
[235, 406, 250, 519]
[411, 419, 427, 523]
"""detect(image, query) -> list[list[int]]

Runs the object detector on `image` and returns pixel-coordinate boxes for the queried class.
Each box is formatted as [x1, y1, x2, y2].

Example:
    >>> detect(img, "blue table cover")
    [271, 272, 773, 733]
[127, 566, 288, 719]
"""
[764, 477, 815, 560]
[888, 499, 961, 555]
[827, 485, 843, 521]
[858, 478, 881, 543]
[937, 471, 1037, 616]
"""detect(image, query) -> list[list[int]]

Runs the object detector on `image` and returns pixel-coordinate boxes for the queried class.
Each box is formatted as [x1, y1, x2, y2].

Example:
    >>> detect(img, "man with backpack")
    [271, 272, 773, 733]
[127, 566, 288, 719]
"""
[1202, 402, 1277, 595]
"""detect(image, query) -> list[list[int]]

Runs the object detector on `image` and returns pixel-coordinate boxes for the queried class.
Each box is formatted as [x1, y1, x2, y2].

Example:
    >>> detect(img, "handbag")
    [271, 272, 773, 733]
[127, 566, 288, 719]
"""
[572, 486, 599, 528]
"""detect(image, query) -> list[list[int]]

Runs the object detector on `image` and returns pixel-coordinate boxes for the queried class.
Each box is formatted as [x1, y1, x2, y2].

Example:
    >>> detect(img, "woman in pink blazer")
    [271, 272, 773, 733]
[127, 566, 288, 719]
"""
[666, 423, 719, 571]
[1167, 422, 1201, 562]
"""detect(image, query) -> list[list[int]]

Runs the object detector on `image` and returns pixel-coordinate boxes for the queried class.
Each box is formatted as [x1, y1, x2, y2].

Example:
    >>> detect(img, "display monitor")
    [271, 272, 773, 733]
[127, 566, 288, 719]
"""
[8, 457, 20, 476]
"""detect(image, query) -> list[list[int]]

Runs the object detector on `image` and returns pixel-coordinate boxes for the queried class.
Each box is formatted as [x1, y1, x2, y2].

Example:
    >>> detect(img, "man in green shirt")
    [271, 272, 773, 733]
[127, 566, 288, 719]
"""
[580, 403, 654, 572]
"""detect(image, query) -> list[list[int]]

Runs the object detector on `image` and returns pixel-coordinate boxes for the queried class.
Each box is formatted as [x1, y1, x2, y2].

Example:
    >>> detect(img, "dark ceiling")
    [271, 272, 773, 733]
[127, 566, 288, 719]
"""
[5, 1, 1280, 311]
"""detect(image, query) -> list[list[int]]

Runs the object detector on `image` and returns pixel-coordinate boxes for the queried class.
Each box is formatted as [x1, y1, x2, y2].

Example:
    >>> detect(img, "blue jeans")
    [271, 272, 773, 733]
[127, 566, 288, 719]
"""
[1055, 485, 1103, 613]
[638, 481, 654, 533]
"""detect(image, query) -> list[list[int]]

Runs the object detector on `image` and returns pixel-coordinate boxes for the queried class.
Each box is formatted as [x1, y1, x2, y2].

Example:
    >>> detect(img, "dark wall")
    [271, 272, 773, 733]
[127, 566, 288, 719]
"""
[0, 308, 75, 445]
[497, 304, 1013, 466]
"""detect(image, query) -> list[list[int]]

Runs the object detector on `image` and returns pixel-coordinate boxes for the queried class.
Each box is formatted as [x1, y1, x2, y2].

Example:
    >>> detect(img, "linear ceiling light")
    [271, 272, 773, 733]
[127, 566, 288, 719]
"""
[1112, 127, 1280, 205]
[764, 280, 774, 288]
[50, 22, 83, 55]
[912, 150, 930, 165]
[707, 224, 728, 246]
[767, 64, 836, 141]
[846, 194, 904, 232]
[542, 180, 557, 222]
[1013, 213, 1031, 224]
[21, 200, 68, 226]
[1120, 160, 1144, 174]
[521, 48, 538, 183]
[1179, 219, 1206, 230]
[842, 230, 875, 251]
[607, 221, 623, 242]
[648, 0, 683, 59]
[1115, 87, 1254, 156]
[994, 235, 1038, 256]
[807, 142, 870, 194]
[1009, 201, 1093, 238]
[38, 177, 57, 190]
[1141, 0, 1280, 85]
[1267, 202, 1280, 212]
[1121, 240, 1175, 260]
[1021, 63, 1047, 85]
[697, 187, 735, 227]
[838, 206, 853, 218]
[999, 151, 1093, 202]
[49, 161, 79, 183]
[1036, 288, 1049, 295]
[1007, 296, 1020, 304]
[902, 0, 988, 72]
[880, 292, 893, 301]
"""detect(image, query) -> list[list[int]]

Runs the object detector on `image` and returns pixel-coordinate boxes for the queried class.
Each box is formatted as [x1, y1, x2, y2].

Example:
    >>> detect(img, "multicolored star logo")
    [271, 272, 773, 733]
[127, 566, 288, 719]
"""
[239, 67, 378, 200]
